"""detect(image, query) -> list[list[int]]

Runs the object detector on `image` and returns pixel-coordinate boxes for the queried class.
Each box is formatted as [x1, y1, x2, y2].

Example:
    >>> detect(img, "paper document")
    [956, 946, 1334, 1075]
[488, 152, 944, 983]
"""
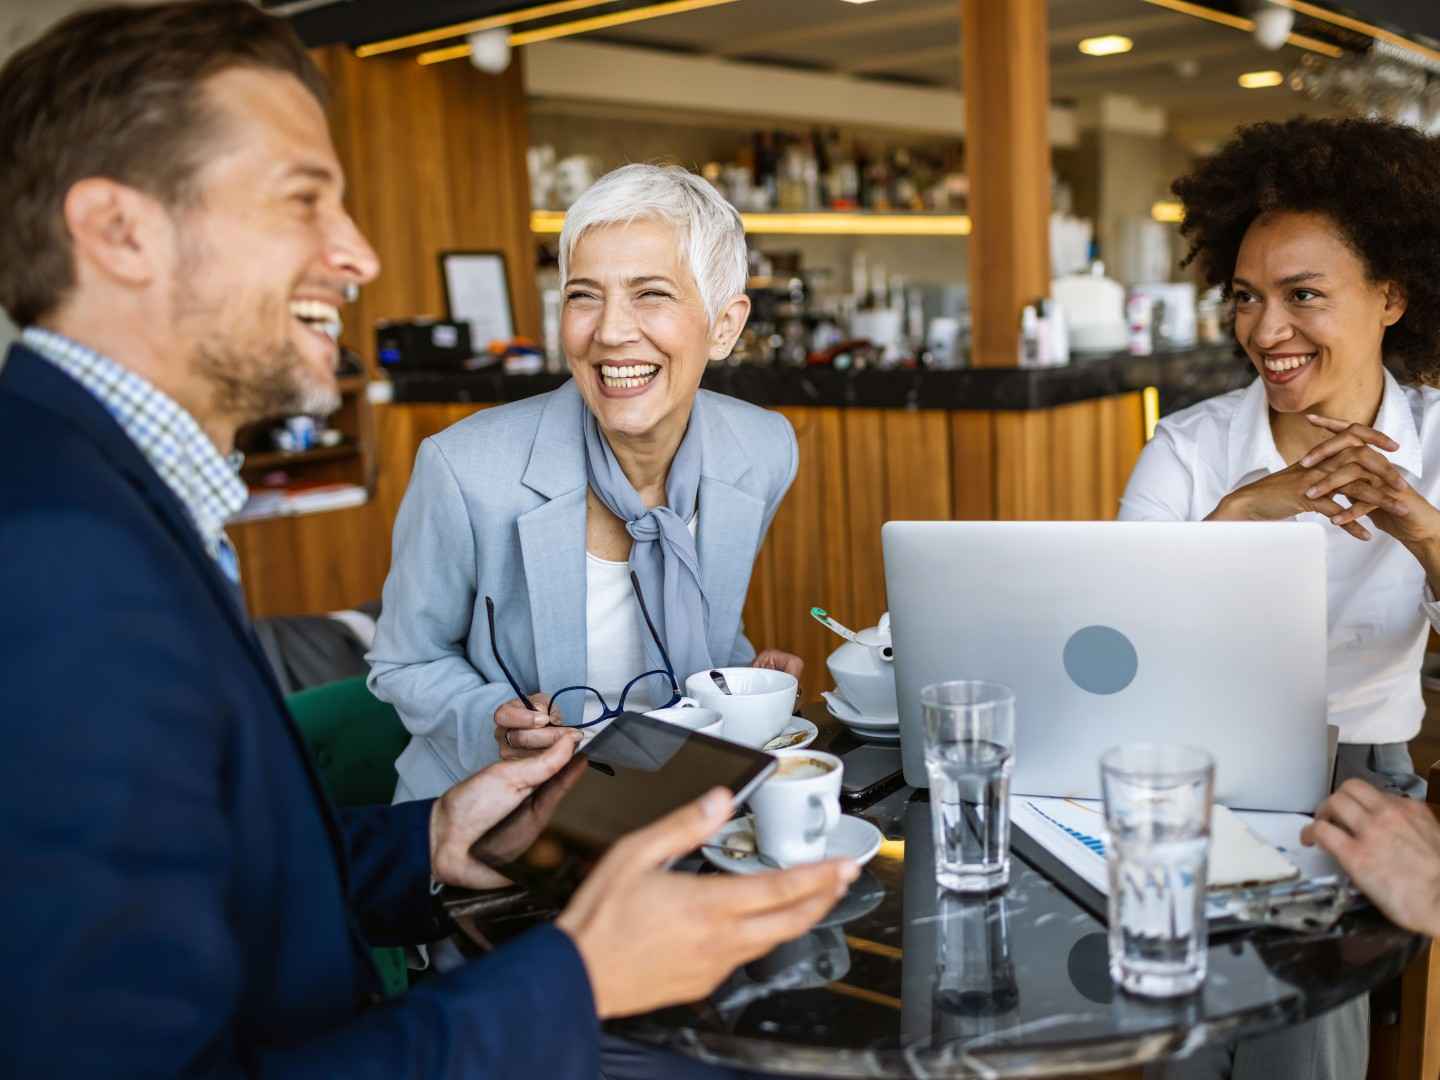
[1010, 796, 1340, 921]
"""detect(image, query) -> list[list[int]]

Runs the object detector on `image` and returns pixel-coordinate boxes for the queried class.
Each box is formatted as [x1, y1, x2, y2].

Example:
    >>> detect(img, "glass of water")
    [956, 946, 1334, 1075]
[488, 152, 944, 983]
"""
[920, 680, 1015, 893]
[1100, 743, 1215, 998]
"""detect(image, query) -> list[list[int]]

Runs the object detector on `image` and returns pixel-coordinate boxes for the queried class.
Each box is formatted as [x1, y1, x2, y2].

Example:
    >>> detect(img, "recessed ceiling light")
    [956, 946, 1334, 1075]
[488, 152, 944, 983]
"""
[1078, 35, 1134, 56]
[1238, 69, 1284, 88]
[839, 0, 881, 4]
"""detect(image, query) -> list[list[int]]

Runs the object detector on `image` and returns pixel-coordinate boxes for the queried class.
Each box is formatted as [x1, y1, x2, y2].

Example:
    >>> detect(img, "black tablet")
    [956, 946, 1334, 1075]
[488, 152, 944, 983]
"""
[466, 712, 776, 902]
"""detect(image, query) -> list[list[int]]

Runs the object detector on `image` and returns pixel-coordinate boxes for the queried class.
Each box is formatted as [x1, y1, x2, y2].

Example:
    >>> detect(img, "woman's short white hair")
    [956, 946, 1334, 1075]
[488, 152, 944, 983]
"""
[558, 163, 748, 325]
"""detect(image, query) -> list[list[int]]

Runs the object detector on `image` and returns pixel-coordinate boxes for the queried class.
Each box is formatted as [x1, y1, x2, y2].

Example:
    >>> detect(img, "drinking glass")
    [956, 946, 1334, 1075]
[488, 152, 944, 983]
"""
[920, 680, 1015, 893]
[1100, 743, 1215, 998]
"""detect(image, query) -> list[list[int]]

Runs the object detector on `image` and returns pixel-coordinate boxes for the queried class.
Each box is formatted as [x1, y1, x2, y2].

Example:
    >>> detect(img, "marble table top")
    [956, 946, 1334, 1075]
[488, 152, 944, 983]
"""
[603, 715, 1423, 1078]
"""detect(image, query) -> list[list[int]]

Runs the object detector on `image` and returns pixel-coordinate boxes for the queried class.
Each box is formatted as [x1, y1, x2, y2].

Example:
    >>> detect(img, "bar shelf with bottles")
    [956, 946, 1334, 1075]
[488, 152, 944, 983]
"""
[528, 127, 972, 237]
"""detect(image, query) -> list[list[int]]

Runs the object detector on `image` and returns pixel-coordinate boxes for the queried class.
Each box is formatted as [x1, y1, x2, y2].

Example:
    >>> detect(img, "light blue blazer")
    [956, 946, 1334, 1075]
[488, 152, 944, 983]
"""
[368, 380, 798, 801]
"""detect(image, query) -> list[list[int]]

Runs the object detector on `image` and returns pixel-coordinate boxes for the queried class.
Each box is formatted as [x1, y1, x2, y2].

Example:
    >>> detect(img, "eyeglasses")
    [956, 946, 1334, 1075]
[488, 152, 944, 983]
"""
[485, 570, 681, 729]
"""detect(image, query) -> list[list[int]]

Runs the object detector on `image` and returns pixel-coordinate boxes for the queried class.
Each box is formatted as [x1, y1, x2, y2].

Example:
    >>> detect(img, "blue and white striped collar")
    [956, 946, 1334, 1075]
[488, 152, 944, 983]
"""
[20, 327, 248, 557]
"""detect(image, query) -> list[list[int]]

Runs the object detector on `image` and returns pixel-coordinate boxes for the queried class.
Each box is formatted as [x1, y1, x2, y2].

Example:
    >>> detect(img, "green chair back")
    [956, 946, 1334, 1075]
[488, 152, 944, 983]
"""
[285, 676, 411, 999]
[286, 676, 411, 807]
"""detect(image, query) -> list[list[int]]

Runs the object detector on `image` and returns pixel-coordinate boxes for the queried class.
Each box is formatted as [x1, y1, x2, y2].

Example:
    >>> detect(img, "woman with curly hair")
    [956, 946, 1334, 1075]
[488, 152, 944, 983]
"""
[1121, 116, 1440, 1080]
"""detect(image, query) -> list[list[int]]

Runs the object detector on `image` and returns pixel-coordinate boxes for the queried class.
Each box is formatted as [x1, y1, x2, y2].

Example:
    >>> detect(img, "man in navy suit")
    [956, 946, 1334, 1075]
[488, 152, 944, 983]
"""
[0, 4, 856, 1076]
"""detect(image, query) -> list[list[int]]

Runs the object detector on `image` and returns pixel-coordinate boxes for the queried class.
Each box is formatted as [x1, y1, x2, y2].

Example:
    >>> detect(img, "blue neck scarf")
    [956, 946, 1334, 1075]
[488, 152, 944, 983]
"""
[583, 408, 712, 682]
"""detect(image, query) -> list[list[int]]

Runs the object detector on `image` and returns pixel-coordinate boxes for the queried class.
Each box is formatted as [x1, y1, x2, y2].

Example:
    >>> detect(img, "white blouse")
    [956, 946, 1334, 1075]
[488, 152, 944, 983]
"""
[1118, 370, 1440, 745]
[581, 515, 698, 726]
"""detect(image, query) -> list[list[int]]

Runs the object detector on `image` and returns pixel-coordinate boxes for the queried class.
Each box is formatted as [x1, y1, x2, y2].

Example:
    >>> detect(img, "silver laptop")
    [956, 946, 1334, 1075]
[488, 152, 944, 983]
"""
[882, 521, 1328, 812]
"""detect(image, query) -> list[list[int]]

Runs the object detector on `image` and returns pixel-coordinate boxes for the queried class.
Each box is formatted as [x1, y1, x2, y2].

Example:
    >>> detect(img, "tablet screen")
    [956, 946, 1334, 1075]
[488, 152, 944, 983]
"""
[469, 712, 776, 896]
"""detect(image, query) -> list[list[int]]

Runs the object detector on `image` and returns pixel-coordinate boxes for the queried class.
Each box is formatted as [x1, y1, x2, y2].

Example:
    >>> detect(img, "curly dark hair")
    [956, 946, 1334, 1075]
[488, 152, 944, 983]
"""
[1172, 116, 1440, 383]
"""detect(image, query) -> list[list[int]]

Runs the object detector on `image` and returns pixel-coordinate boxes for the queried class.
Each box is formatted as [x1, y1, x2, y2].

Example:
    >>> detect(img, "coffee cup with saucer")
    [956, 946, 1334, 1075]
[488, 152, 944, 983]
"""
[644, 699, 724, 738]
[685, 666, 798, 748]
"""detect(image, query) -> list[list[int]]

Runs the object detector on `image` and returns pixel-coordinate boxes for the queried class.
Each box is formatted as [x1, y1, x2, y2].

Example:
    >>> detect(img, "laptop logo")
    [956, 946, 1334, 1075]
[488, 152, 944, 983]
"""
[1063, 625, 1138, 695]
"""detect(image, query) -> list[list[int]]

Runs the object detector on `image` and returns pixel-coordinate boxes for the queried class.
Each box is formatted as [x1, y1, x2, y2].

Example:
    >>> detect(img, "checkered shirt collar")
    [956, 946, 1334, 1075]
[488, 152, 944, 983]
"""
[21, 327, 248, 550]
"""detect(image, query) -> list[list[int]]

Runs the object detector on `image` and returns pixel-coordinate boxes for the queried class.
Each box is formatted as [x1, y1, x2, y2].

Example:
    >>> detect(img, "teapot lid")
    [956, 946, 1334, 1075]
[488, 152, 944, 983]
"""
[855, 612, 891, 648]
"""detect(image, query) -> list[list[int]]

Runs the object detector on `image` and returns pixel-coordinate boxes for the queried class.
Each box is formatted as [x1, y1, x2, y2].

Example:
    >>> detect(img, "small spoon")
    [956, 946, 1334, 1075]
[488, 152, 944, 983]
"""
[709, 669, 734, 695]
[812, 607, 893, 659]
[763, 729, 808, 752]
[701, 843, 782, 869]
[810, 607, 861, 643]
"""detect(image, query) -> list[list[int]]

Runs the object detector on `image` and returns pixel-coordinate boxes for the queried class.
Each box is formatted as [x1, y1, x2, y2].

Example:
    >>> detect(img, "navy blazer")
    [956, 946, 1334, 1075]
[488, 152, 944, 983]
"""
[0, 343, 599, 1077]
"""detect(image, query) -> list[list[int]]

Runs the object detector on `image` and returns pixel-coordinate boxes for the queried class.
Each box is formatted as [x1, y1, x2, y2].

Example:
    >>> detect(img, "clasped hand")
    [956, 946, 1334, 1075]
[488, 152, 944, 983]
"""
[1216, 414, 1440, 544]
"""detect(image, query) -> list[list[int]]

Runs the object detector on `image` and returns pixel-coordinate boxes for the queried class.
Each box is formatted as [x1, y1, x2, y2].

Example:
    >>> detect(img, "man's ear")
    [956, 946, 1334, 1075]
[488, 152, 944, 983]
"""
[1381, 280, 1407, 329]
[62, 178, 168, 292]
[707, 293, 751, 361]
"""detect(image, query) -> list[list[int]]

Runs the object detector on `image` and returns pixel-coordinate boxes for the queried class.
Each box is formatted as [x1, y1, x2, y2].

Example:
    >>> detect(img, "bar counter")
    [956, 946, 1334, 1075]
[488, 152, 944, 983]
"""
[384, 343, 1249, 418]
[343, 344, 1253, 691]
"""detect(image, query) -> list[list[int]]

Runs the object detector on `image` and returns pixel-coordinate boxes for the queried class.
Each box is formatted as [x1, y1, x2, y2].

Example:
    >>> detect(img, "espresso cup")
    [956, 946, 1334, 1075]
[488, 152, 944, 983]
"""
[684, 667, 799, 749]
[644, 701, 724, 738]
[748, 749, 843, 866]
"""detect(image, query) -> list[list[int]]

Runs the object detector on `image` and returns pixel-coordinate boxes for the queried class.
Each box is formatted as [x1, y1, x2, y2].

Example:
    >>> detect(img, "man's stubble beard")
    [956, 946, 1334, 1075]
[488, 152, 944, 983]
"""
[174, 246, 340, 427]
[191, 332, 341, 423]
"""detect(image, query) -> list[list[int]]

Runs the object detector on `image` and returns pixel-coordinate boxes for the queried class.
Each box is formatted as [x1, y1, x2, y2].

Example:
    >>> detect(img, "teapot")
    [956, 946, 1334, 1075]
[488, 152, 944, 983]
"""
[821, 611, 898, 718]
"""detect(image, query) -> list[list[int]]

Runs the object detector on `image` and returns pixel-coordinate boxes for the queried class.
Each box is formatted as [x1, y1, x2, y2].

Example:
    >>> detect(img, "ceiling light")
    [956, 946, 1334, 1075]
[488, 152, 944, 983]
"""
[1078, 35, 1134, 56]
[1151, 201, 1184, 223]
[1140, 0, 1342, 58]
[839, 0, 882, 4]
[417, 0, 740, 63]
[1238, 69, 1285, 88]
[356, 0, 605, 58]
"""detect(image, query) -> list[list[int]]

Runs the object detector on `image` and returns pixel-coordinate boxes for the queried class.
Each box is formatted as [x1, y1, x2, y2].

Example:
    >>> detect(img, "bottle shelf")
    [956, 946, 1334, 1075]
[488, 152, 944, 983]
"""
[240, 443, 360, 472]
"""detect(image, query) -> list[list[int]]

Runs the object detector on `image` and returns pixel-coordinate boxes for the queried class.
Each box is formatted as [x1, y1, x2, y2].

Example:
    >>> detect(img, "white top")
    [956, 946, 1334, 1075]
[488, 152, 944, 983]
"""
[1118, 371, 1440, 745]
[582, 515, 698, 725]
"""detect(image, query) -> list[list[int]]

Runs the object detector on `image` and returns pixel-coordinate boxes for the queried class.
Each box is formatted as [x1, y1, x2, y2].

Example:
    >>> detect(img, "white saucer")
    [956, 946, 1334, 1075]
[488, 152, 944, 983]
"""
[702, 814, 885, 875]
[762, 717, 818, 753]
[851, 727, 901, 743]
[823, 693, 899, 730]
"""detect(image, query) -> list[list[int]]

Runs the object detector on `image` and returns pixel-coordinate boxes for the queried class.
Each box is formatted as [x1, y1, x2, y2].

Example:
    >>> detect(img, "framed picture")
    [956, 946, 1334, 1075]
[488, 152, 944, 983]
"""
[439, 250, 516, 349]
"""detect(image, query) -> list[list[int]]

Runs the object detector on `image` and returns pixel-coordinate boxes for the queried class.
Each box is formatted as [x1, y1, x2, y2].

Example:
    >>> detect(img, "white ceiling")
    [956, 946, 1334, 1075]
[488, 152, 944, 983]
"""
[581, 0, 1346, 145]
[0, 0, 1347, 147]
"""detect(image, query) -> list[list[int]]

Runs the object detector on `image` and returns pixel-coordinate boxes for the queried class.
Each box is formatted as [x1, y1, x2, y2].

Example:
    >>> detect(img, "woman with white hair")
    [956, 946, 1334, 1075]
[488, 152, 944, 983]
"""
[369, 164, 804, 800]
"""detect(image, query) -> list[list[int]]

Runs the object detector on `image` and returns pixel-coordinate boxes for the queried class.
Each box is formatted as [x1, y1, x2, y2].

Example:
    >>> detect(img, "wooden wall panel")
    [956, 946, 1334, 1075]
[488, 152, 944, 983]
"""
[743, 407, 853, 689]
[883, 411, 953, 523]
[842, 409, 890, 631]
[1049, 399, 1101, 520]
[231, 502, 389, 619]
[951, 411, 996, 520]
[994, 410, 1052, 519]
[373, 402, 492, 534]
[1111, 391, 1147, 510]
[313, 46, 539, 375]
[247, 392, 1145, 680]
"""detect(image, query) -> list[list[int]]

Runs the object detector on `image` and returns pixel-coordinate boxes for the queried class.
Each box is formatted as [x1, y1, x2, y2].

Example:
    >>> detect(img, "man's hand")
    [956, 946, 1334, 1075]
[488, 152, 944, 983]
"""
[556, 788, 858, 1018]
[1301, 778, 1440, 938]
[754, 649, 804, 683]
[430, 734, 581, 891]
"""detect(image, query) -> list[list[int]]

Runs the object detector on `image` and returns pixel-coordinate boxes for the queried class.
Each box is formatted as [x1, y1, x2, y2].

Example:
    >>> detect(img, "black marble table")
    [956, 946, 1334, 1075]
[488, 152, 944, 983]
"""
[602, 717, 1424, 1078]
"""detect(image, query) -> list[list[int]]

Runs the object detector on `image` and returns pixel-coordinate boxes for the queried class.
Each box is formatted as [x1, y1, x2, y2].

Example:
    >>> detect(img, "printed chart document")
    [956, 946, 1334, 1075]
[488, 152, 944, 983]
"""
[1010, 796, 1341, 922]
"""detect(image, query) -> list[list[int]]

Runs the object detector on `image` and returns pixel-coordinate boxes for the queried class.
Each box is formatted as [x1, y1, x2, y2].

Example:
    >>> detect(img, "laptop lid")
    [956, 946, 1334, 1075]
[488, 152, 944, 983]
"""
[882, 521, 1328, 813]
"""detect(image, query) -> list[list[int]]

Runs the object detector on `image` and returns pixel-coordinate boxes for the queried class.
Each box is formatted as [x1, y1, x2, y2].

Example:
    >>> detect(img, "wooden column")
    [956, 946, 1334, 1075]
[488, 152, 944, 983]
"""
[961, 0, 1053, 368]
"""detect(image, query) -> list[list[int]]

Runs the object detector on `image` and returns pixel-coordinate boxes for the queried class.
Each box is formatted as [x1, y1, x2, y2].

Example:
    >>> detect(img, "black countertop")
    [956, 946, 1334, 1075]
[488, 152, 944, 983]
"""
[385, 344, 1254, 417]
[601, 718, 1422, 1077]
